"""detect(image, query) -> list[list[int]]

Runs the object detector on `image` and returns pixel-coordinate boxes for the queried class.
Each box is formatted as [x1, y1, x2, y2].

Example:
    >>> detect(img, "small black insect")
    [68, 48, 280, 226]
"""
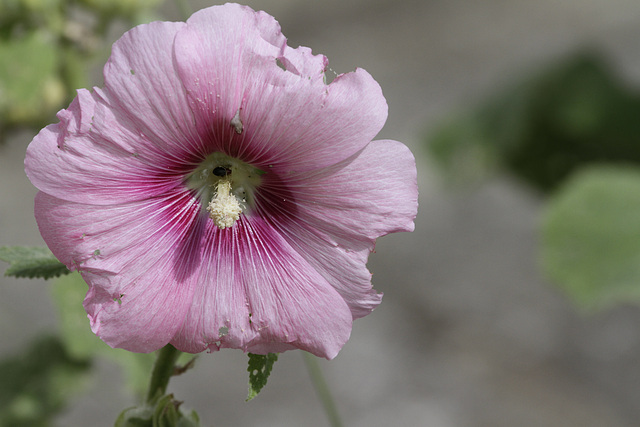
[213, 166, 232, 177]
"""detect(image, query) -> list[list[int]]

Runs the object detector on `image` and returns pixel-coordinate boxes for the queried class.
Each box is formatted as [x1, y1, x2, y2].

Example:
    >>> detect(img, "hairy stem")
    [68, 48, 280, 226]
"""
[146, 344, 182, 403]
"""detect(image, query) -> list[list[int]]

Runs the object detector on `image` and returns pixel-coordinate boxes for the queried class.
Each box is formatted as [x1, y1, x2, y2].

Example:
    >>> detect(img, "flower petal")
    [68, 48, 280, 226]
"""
[26, 20, 218, 205]
[256, 140, 418, 318]
[274, 222, 381, 320]
[34, 191, 203, 352]
[102, 20, 204, 156]
[173, 4, 388, 171]
[25, 4, 417, 360]
[171, 215, 353, 359]
[26, 89, 159, 204]
[292, 139, 418, 238]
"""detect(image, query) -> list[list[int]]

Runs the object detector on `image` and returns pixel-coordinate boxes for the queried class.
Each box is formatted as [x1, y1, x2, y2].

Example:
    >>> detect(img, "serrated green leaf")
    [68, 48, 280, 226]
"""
[541, 165, 640, 310]
[52, 273, 155, 396]
[246, 353, 278, 401]
[0, 246, 69, 279]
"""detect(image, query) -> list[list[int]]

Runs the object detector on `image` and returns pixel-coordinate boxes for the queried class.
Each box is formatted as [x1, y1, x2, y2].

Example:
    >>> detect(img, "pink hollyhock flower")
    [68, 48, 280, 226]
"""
[25, 3, 417, 359]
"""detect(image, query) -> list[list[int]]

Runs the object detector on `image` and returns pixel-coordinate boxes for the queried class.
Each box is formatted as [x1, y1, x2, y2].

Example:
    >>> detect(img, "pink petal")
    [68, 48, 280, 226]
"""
[25, 4, 417, 360]
[34, 191, 203, 352]
[102, 20, 204, 157]
[291, 139, 418, 238]
[255, 140, 418, 318]
[275, 222, 381, 320]
[173, 4, 388, 172]
[26, 90, 159, 204]
[171, 215, 353, 359]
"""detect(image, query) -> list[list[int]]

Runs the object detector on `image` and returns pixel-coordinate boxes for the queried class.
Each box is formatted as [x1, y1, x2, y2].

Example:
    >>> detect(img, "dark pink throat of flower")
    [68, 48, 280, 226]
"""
[186, 152, 264, 229]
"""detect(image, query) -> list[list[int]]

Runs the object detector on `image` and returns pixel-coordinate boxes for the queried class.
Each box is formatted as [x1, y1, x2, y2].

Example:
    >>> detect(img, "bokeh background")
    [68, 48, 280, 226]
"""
[3, 0, 640, 426]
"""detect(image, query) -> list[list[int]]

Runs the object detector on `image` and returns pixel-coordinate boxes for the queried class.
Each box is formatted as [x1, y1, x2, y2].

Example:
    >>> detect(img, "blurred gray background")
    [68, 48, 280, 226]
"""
[3, 0, 640, 425]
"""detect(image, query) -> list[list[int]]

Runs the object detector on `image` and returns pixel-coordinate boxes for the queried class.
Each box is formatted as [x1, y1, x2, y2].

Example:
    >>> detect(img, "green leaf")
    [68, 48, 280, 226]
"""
[541, 165, 640, 310]
[52, 272, 156, 396]
[0, 335, 91, 427]
[246, 353, 278, 401]
[0, 246, 69, 279]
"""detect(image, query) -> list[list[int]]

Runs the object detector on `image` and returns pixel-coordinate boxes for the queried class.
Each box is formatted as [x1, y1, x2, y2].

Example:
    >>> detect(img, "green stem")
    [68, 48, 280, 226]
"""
[146, 344, 182, 403]
[302, 352, 344, 427]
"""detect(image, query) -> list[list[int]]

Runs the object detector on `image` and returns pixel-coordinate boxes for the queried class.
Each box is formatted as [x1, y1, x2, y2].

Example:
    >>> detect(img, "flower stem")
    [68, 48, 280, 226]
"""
[146, 344, 182, 403]
[302, 352, 344, 427]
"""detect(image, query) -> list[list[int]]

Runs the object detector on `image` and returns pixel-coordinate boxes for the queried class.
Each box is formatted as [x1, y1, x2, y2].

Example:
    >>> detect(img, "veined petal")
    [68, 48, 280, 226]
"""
[173, 3, 387, 171]
[34, 191, 202, 352]
[276, 221, 381, 320]
[25, 89, 178, 205]
[171, 216, 353, 359]
[284, 139, 418, 239]
[25, 3, 418, 359]
[255, 140, 418, 317]
[102, 20, 204, 158]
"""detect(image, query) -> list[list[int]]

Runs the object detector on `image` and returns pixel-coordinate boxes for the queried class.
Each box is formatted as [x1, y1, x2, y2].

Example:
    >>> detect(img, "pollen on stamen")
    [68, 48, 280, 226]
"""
[207, 179, 243, 229]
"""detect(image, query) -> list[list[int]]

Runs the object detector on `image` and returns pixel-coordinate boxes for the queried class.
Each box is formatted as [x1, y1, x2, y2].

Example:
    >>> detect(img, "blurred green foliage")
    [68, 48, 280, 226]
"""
[427, 51, 640, 312]
[428, 52, 640, 193]
[0, 32, 64, 129]
[542, 166, 640, 310]
[0, 335, 91, 427]
[0, 0, 161, 139]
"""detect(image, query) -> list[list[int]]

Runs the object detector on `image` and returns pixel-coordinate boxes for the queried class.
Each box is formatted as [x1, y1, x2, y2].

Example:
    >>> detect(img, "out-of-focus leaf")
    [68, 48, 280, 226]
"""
[52, 272, 156, 396]
[0, 246, 69, 279]
[0, 0, 63, 37]
[541, 165, 640, 310]
[0, 335, 91, 427]
[246, 353, 278, 401]
[427, 112, 501, 185]
[428, 52, 640, 192]
[0, 32, 64, 127]
[77, 0, 161, 18]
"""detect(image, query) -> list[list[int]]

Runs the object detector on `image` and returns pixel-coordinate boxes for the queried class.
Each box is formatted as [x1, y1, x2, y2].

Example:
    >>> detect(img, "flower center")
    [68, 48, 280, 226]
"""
[186, 152, 263, 229]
